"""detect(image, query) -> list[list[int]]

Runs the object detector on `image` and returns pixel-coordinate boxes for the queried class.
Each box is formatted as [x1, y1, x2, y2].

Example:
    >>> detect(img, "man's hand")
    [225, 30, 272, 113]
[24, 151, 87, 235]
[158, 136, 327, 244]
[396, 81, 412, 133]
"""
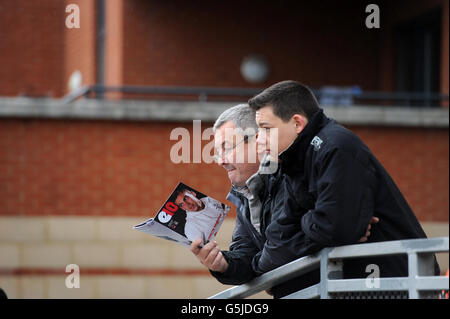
[358, 216, 380, 243]
[190, 239, 229, 273]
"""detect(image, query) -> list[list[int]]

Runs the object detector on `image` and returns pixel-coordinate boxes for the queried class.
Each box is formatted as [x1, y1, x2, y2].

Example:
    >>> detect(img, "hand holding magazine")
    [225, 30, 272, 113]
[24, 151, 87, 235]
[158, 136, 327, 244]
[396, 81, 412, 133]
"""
[134, 182, 230, 248]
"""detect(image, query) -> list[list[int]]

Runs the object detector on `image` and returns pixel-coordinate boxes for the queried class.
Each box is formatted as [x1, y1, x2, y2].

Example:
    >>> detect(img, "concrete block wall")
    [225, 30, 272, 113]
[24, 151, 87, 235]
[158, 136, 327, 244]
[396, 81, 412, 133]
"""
[0, 216, 260, 298]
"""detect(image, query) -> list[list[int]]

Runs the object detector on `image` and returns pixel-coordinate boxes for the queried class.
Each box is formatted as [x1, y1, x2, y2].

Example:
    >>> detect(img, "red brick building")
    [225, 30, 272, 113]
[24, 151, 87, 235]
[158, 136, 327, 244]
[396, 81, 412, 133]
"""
[1, 0, 448, 97]
[0, 0, 448, 298]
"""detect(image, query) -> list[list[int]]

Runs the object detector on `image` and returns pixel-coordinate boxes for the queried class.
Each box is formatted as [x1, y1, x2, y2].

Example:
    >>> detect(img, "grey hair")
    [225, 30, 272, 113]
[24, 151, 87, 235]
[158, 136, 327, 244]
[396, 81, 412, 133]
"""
[213, 103, 258, 133]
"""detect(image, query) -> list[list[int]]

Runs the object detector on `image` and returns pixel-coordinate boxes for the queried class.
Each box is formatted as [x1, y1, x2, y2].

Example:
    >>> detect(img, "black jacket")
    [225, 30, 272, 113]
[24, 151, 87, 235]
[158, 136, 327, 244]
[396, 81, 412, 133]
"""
[277, 109, 439, 279]
[211, 109, 439, 298]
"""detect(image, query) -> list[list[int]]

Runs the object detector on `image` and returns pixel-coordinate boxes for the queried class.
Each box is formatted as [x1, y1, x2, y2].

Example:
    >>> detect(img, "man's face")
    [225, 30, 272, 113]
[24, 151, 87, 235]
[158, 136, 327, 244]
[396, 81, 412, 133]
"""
[214, 121, 260, 187]
[255, 105, 306, 157]
[175, 190, 202, 211]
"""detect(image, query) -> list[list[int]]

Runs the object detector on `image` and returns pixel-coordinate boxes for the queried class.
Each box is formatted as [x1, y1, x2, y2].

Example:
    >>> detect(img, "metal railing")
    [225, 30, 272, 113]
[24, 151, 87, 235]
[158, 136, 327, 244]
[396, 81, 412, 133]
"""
[61, 85, 263, 104]
[209, 237, 449, 299]
[61, 85, 449, 107]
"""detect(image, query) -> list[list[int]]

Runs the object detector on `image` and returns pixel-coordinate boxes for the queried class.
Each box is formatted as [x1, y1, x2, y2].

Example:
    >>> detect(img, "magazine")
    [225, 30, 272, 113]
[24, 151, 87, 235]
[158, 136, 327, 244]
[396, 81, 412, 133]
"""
[133, 182, 230, 248]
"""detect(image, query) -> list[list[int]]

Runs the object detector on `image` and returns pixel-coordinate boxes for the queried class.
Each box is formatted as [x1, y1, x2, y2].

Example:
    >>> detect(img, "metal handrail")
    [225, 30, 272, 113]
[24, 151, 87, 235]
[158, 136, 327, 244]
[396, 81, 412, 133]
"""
[61, 85, 263, 104]
[209, 237, 449, 299]
[61, 85, 449, 106]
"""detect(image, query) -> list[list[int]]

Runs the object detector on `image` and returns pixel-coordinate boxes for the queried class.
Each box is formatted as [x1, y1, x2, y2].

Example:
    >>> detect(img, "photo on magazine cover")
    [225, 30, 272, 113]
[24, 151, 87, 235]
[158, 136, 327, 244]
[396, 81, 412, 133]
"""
[134, 182, 230, 248]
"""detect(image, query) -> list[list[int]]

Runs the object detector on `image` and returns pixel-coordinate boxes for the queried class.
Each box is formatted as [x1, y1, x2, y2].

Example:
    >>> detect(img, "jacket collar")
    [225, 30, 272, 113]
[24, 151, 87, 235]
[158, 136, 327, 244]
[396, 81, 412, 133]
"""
[278, 108, 329, 174]
[226, 189, 243, 208]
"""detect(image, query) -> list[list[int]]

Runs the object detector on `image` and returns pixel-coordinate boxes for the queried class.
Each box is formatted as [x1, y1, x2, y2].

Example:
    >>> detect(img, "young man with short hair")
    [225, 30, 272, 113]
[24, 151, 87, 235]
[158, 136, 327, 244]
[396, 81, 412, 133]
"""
[248, 80, 439, 280]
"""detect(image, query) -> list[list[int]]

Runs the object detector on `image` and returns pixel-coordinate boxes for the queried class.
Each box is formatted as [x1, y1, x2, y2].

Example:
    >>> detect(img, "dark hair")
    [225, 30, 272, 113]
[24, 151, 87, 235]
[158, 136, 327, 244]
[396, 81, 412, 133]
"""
[174, 188, 189, 199]
[248, 80, 320, 122]
[173, 187, 205, 204]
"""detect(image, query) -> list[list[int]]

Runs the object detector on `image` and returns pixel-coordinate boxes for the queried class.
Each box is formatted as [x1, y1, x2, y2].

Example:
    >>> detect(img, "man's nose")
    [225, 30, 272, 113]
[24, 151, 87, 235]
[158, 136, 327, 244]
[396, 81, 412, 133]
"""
[256, 132, 265, 146]
[215, 149, 230, 165]
[216, 154, 226, 166]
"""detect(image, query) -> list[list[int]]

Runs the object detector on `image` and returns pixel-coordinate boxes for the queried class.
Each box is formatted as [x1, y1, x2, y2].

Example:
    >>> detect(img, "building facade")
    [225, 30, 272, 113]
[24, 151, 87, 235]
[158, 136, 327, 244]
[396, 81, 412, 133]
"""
[0, 0, 448, 298]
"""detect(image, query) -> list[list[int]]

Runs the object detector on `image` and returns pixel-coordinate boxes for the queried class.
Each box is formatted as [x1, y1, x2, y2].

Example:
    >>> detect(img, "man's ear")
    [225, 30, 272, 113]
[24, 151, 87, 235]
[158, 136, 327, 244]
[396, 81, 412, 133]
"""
[292, 114, 308, 134]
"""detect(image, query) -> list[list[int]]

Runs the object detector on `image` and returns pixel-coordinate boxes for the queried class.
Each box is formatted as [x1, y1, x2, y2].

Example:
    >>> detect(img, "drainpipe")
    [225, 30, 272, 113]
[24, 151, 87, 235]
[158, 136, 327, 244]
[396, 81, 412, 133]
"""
[96, 0, 105, 99]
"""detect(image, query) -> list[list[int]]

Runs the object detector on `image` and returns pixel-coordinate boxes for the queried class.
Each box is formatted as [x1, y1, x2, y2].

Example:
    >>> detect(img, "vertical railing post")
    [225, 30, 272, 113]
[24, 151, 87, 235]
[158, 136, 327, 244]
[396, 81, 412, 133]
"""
[319, 249, 328, 299]
[408, 251, 436, 299]
[417, 252, 438, 298]
[319, 249, 329, 299]
[319, 248, 343, 299]
[408, 252, 419, 299]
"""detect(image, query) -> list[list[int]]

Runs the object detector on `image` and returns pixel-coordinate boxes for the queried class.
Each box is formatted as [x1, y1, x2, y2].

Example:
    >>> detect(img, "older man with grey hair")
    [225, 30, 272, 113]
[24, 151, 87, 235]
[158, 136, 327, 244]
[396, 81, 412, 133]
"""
[190, 104, 269, 283]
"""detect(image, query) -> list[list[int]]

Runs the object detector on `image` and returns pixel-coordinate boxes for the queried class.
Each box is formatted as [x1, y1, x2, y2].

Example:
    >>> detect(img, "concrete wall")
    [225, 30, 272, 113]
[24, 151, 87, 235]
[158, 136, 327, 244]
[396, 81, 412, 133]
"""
[0, 217, 239, 298]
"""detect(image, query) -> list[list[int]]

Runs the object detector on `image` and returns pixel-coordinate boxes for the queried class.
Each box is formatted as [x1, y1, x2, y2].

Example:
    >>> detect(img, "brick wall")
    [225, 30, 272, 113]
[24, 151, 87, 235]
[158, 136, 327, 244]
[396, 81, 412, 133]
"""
[0, 118, 448, 222]
[351, 126, 449, 222]
[0, 0, 66, 97]
[0, 119, 228, 217]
